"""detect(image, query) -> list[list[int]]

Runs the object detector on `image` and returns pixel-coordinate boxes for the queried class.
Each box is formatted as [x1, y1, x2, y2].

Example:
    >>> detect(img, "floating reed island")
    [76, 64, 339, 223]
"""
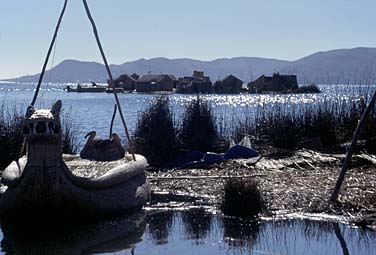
[148, 149, 376, 228]
[65, 72, 321, 94]
[135, 93, 376, 227]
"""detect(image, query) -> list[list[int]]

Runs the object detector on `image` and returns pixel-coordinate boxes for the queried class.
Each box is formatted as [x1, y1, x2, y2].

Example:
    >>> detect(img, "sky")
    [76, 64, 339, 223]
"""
[0, 0, 375, 78]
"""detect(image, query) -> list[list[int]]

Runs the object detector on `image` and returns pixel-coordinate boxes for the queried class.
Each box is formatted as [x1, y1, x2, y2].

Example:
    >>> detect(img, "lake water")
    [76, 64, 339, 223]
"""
[1, 83, 376, 254]
[0, 209, 375, 255]
[1, 82, 375, 146]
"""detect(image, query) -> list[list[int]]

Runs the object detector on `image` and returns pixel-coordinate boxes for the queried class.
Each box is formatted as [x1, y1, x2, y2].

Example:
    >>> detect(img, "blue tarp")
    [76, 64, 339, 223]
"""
[168, 137, 259, 168]
[224, 144, 259, 159]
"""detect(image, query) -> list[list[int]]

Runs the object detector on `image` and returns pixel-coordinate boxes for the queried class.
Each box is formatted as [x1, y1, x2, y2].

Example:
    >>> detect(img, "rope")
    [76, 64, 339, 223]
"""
[24, 0, 136, 161]
[18, 0, 68, 162]
[30, 0, 68, 107]
[82, 0, 136, 161]
[40, 28, 59, 100]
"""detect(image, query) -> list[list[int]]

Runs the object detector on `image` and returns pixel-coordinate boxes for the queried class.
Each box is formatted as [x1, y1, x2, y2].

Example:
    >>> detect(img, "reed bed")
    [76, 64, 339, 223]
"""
[0, 103, 23, 170]
[2, 87, 375, 168]
[133, 96, 178, 167]
[132, 89, 376, 166]
[0, 103, 80, 170]
[61, 108, 81, 155]
[230, 93, 376, 149]
[178, 95, 219, 152]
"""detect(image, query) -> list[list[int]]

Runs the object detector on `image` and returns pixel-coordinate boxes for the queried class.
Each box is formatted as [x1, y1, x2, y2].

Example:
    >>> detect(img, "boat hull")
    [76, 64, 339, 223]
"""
[0, 155, 150, 220]
[66, 85, 107, 93]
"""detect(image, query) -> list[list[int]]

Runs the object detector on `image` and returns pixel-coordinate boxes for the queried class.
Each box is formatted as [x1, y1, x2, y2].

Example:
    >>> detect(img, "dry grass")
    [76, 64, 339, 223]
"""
[147, 149, 376, 226]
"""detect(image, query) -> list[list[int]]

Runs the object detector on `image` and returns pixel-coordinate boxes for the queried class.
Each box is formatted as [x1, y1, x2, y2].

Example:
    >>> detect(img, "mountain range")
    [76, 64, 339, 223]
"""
[5, 47, 376, 84]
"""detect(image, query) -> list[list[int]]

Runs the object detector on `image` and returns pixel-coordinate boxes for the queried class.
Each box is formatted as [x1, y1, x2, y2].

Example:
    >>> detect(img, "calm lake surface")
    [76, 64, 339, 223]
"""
[1, 83, 376, 254]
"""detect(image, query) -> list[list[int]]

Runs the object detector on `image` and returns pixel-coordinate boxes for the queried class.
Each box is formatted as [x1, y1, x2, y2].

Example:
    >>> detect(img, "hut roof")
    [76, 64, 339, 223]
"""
[137, 74, 177, 83]
[221, 74, 243, 83]
[115, 74, 135, 81]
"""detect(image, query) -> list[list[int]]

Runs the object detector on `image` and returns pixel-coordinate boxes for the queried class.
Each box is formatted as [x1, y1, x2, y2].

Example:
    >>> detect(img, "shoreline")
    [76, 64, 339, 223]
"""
[0, 148, 374, 228]
[147, 149, 376, 229]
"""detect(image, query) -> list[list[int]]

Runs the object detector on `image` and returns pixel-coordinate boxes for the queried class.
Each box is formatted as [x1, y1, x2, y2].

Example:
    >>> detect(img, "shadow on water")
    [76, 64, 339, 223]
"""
[0, 211, 147, 255]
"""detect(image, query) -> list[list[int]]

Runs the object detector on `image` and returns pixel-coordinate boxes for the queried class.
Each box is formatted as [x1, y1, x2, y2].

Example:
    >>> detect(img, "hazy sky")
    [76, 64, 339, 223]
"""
[0, 0, 375, 78]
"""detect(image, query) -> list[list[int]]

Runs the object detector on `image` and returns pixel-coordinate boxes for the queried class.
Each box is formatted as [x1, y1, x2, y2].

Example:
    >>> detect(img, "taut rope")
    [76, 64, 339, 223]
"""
[19, 0, 68, 161]
[30, 0, 68, 107]
[82, 0, 136, 161]
[27, 0, 136, 161]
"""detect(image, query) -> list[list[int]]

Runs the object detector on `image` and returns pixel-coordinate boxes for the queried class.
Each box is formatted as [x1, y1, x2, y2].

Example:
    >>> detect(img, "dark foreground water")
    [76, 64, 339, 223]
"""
[0, 210, 375, 255]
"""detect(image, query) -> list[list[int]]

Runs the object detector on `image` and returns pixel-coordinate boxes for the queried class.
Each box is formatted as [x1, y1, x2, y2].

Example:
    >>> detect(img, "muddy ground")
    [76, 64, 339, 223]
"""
[147, 149, 376, 228]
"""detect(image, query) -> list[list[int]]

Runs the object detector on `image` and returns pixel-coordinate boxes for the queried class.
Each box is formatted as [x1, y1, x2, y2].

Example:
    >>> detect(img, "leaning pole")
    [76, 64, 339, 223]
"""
[330, 90, 376, 202]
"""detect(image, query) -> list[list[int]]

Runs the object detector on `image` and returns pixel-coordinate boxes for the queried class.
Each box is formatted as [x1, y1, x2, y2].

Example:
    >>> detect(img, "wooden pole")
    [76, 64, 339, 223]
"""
[82, 0, 136, 161]
[330, 91, 376, 202]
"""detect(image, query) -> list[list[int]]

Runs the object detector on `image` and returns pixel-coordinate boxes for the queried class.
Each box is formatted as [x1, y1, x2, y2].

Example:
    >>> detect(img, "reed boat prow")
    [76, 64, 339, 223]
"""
[0, 101, 150, 220]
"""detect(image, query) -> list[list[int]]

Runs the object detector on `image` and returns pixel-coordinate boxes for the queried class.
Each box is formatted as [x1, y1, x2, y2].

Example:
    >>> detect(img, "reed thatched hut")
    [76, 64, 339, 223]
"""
[213, 75, 243, 94]
[176, 71, 212, 94]
[135, 74, 176, 92]
[248, 73, 298, 93]
[113, 74, 136, 91]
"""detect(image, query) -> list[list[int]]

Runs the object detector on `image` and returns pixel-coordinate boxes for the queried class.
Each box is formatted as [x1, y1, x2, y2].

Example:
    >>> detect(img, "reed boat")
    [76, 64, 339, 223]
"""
[66, 84, 107, 93]
[0, 101, 150, 220]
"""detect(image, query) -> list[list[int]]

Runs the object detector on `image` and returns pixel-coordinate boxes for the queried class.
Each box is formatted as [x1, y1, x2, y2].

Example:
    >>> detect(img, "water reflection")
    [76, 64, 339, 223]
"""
[0, 211, 147, 255]
[221, 216, 260, 249]
[249, 219, 376, 255]
[333, 223, 350, 255]
[143, 210, 376, 255]
[182, 208, 212, 240]
[147, 211, 174, 245]
[0, 210, 375, 254]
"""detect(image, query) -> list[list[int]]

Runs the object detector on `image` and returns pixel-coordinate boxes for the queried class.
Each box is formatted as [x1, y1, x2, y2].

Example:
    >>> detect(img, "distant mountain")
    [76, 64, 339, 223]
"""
[11, 59, 109, 83]
[118, 57, 288, 82]
[5, 47, 376, 84]
[281, 47, 376, 84]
